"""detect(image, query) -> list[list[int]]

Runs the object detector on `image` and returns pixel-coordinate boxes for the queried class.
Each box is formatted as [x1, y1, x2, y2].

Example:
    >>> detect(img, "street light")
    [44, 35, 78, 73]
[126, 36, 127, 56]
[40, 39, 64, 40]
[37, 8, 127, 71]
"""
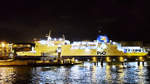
[1, 42, 5, 48]
[1, 42, 7, 56]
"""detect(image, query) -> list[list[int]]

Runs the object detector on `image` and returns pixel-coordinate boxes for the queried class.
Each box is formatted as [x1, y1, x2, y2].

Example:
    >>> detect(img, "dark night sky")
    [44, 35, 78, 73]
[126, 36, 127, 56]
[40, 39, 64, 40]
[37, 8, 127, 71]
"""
[0, 0, 149, 42]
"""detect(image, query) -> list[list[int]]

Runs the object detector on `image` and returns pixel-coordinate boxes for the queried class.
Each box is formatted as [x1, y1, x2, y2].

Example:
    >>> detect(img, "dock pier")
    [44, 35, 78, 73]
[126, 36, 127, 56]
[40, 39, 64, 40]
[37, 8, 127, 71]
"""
[0, 54, 149, 66]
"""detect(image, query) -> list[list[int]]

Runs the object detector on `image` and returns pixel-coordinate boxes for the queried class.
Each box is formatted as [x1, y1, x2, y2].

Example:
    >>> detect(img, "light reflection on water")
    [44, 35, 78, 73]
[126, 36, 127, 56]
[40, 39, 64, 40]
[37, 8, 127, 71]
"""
[0, 61, 150, 84]
[0, 66, 33, 84]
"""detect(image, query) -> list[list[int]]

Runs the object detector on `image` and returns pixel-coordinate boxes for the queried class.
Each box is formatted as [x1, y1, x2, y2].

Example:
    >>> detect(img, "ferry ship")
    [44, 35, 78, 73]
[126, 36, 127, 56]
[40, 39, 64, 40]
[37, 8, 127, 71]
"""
[16, 31, 148, 57]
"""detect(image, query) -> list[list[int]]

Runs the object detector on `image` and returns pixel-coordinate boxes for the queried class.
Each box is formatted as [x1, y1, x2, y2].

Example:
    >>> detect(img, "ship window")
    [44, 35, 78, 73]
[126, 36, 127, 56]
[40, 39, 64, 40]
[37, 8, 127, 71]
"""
[27, 45, 31, 47]
[19, 45, 23, 47]
[128, 49, 130, 52]
[135, 49, 138, 52]
[125, 49, 127, 52]
[64, 42, 67, 45]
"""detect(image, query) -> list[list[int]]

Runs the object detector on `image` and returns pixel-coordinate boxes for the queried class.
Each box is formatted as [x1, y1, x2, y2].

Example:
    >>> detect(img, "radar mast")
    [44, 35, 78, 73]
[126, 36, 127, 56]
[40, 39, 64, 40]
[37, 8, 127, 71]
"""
[46, 30, 52, 41]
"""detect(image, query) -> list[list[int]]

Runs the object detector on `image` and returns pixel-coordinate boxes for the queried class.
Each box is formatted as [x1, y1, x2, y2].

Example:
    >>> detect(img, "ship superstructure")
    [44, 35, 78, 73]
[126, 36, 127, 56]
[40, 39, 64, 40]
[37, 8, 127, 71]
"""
[16, 32, 148, 56]
[16, 31, 70, 56]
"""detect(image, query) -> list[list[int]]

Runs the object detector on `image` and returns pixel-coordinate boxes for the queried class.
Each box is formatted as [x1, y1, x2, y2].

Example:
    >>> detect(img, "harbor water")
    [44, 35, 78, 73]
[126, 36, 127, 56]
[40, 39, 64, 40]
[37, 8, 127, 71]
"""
[0, 59, 150, 84]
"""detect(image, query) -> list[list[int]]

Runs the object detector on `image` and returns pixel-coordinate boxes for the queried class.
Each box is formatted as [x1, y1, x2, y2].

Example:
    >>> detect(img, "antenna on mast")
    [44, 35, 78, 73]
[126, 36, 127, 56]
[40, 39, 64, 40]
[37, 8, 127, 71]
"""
[97, 25, 103, 35]
[62, 34, 65, 40]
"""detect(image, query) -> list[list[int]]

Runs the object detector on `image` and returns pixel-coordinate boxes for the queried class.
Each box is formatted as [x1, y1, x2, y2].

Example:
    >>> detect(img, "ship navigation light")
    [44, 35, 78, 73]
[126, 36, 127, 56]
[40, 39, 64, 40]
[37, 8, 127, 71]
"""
[59, 38, 63, 41]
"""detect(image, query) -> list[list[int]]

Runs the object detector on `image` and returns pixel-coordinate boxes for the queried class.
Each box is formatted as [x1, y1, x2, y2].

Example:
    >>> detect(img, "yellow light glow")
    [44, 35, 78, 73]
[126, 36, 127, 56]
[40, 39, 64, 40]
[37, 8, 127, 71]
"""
[118, 64, 124, 69]
[119, 57, 124, 62]
[139, 57, 144, 61]
[1, 42, 5, 47]
[106, 57, 111, 62]
[92, 57, 97, 62]
[71, 58, 75, 63]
